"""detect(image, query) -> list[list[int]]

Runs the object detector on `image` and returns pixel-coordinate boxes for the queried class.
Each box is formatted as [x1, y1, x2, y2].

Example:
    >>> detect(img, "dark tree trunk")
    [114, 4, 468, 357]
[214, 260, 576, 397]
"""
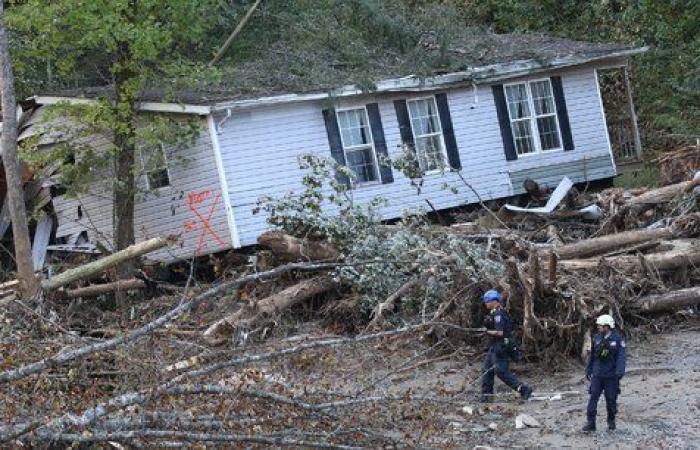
[0, 4, 40, 298]
[112, 0, 138, 284]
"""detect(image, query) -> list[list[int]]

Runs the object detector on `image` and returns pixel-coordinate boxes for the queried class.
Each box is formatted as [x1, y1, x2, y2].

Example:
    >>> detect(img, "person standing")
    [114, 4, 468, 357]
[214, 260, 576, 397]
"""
[582, 314, 626, 432]
[480, 289, 532, 402]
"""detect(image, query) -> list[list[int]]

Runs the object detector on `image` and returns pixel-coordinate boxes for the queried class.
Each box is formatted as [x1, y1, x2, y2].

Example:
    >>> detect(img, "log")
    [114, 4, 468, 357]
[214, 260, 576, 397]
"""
[627, 180, 698, 206]
[203, 275, 338, 344]
[559, 240, 700, 272]
[552, 228, 673, 260]
[65, 279, 146, 299]
[257, 231, 339, 262]
[41, 236, 175, 291]
[637, 287, 700, 312]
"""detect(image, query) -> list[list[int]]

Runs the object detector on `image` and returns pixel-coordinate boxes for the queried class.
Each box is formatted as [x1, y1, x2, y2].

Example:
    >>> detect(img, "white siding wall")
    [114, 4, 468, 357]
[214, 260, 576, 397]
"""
[218, 66, 615, 246]
[52, 118, 232, 262]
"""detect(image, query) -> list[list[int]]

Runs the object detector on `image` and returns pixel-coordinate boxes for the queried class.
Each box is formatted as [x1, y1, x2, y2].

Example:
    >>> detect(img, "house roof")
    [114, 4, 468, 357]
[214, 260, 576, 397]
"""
[33, 31, 646, 113]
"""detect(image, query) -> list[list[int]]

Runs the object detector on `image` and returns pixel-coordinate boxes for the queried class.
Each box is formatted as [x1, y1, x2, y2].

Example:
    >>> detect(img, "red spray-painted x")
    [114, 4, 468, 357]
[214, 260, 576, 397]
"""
[186, 190, 226, 254]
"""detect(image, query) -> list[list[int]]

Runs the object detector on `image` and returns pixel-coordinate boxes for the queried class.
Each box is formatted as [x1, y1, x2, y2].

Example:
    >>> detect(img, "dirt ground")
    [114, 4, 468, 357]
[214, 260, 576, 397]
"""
[277, 323, 700, 449]
[410, 327, 700, 449]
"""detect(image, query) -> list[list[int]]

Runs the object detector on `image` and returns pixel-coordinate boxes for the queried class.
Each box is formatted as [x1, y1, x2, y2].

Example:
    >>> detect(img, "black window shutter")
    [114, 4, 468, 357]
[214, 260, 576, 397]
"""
[550, 76, 575, 151]
[366, 103, 393, 184]
[492, 84, 517, 161]
[435, 93, 461, 170]
[322, 108, 350, 187]
[393, 99, 419, 170]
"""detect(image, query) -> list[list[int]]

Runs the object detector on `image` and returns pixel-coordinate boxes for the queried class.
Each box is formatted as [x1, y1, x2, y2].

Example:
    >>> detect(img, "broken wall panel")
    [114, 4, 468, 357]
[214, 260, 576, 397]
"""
[49, 115, 232, 262]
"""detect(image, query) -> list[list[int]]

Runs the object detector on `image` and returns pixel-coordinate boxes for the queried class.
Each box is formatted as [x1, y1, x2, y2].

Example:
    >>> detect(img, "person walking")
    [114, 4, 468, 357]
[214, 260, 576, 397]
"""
[480, 289, 532, 402]
[582, 314, 626, 432]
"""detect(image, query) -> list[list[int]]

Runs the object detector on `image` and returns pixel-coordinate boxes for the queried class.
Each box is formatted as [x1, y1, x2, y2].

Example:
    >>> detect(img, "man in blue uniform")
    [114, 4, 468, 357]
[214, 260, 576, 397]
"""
[480, 289, 532, 402]
[582, 314, 626, 432]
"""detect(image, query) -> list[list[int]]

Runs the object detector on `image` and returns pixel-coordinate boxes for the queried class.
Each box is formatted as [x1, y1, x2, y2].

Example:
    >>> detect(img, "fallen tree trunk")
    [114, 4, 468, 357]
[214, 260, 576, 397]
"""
[41, 236, 175, 291]
[552, 228, 673, 260]
[203, 275, 338, 344]
[559, 240, 700, 272]
[257, 231, 339, 262]
[65, 279, 146, 299]
[637, 287, 700, 312]
[627, 179, 698, 206]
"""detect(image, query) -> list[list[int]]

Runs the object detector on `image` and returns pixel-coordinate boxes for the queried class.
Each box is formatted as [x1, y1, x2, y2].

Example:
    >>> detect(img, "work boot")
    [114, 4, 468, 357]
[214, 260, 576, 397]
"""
[582, 421, 596, 432]
[517, 384, 533, 401]
[607, 418, 616, 431]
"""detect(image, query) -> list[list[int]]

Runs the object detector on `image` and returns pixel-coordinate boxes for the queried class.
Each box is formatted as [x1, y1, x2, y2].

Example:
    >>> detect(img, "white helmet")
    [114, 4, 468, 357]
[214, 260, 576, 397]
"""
[596, 314, 615, 328]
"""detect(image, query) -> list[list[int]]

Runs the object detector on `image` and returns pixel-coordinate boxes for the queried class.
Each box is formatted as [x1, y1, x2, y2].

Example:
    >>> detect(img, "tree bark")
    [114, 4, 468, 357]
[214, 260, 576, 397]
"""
[257, 231, 339, 262]
[559, 241, 700, 272]
[552, 228, 673, 260]
[65, 278, 146, 299]
[203, 275, 337, 344]
[627, 180, 698, 206]
[637, 287, 700, 312]
[0, 4, 40, 298]
[112, 0, 138, 284]
[41, 236, 173, 291]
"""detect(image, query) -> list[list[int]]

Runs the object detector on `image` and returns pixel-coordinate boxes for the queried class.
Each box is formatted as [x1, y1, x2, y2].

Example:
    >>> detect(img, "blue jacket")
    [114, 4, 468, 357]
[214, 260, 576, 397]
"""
[484, 307, 513, 348]
[586, 330, 626, 379]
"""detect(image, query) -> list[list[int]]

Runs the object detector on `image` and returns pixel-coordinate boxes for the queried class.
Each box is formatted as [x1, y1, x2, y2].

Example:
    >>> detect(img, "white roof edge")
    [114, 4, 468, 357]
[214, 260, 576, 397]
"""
[212, 46, 649, 111]
[31, 96, 211, 115]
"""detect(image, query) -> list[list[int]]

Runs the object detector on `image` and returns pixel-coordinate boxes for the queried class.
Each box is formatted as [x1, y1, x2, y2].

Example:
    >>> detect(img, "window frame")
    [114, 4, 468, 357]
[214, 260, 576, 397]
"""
[503, 78, 563, 157]
[406, 95, 449, 173]
[140, 143, 172, 191]
[335, 105, 381, 187]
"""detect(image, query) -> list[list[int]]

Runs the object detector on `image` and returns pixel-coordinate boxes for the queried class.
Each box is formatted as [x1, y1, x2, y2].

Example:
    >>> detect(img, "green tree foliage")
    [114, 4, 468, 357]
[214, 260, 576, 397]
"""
[5, 0, 235, 265]
[456, 0, 700, 147]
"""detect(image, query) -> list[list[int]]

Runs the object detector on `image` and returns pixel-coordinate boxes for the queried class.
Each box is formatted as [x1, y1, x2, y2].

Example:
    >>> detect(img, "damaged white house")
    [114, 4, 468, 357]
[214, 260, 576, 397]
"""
[13, 33, 646, 264]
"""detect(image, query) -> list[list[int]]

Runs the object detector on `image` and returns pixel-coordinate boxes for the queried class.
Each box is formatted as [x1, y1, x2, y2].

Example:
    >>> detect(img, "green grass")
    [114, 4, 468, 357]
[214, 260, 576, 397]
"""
[614, 166, 661, 189]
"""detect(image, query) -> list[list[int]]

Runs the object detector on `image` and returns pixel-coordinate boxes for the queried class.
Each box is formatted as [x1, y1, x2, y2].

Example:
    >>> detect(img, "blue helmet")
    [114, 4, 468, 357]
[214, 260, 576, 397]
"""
[482, 289, 502, 303]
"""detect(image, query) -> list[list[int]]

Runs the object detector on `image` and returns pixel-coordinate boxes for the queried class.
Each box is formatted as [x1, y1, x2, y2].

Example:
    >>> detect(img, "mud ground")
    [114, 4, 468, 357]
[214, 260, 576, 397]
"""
[283, 324, 700, 449]
[404, 327, 700, 449]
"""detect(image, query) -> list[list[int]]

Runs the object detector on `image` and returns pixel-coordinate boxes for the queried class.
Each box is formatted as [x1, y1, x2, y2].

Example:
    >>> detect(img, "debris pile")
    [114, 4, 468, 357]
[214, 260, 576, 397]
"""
[2, 169, 700, 447]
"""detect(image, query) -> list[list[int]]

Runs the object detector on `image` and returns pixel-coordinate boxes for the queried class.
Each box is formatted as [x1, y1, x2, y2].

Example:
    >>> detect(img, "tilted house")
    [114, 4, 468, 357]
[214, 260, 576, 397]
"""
[26, 33, 646, 263]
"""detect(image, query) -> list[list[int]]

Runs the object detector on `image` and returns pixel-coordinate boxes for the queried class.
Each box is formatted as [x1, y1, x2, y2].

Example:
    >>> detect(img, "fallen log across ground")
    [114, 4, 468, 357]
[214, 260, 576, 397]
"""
[65, 279, 146, 299]
[41, 236, 176, 292]
[257, 231, 339, 262]
[637, 287, 700, 312]
[558, 240, 700, 272]
[203, 275, 338, 344]
[552, 228, 674, 260]
[627, 179, 699, 206]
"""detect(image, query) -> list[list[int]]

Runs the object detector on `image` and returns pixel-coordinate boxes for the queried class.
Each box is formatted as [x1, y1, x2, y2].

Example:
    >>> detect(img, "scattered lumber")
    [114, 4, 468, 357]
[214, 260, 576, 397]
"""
[41, 235, 175, 292]
[203, 275, 338, 345]
[637, 287, 700, 312]
[257, 231, 339, 262]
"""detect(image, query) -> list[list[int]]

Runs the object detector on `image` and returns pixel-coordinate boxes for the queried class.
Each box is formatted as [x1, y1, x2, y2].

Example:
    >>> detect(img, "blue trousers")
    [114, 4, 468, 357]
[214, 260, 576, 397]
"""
[481, 345, 521, 395]
[586, 376, 619, 421]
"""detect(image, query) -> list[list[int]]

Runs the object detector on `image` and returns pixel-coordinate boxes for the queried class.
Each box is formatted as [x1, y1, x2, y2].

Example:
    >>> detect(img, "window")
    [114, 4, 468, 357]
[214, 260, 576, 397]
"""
[336, 108, 379, 184]
[407, 97, 447, 171]
[504, 79, 562, 156]
[141, 144, 170, 189]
